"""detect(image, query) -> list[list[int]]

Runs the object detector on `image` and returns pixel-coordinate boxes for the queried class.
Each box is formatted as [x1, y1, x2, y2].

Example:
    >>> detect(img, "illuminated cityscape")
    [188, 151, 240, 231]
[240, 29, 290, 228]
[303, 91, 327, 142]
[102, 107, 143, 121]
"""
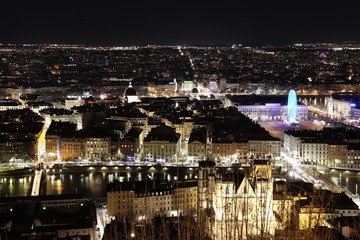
[0, 43, 359, 239]
[1, 1, 360, 239]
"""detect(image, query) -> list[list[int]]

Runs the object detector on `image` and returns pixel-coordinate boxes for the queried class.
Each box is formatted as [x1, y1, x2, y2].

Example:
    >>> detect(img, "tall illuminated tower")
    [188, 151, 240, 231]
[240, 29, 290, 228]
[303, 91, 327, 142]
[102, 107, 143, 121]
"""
[286, 89, 298, 124]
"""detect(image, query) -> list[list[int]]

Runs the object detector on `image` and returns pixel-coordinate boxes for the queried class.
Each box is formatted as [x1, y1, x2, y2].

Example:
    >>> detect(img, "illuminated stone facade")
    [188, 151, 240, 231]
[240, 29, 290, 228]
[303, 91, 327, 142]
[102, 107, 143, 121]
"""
[107, 180, 198, 220]
[198, 160, 275, 239]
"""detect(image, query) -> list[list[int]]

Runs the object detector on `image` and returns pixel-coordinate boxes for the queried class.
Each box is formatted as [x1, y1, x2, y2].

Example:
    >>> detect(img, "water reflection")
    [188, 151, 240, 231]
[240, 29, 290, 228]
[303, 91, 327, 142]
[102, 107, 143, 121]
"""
[323, 169, 360, 195]
[43, 170, 178, 198]
[0, 176, 32, 197]
[3, 167, 210, 198]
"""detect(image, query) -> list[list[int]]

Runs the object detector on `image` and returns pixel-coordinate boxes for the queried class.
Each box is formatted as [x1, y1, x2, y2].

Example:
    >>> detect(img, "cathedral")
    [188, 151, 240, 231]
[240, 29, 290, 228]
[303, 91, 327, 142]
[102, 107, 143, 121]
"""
[198, 159, 275, 239]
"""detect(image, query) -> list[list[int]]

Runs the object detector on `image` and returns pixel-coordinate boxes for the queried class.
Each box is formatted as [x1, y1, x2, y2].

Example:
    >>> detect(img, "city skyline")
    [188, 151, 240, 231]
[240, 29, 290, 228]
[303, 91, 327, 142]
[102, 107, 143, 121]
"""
[1, 0, 360, 46]
[1, 35, 360, 239]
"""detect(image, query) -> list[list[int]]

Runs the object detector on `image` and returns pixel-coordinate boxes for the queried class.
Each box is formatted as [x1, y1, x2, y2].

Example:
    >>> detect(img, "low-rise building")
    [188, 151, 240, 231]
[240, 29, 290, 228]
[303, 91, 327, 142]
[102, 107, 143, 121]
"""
[236, 102, 308, 122]
[0, 195, 97, 240]
[248, 139, 281, 160]
[45, 125, 120, 161]
[301, 142, 328, 165]
[343, 144, 360, 169]
[147, 79, 177, 96]
[143, 125, 180, 163]
[0, 122, 43, 161]
[327, 143, 347, 167]
[188, 128, 207, 163]
[119, 128, 142, 160]
[45, 122, 78, 161]
[325, 96, 351, 119]
[297, 192, 360, 230]
[284, 128, 360, 168]
[235, 140, 249, 163]
[40, 108, 81, 129]
[107, 180, 197, 220]
[0, 99, 22, 111]
[212, 141, 237, 161]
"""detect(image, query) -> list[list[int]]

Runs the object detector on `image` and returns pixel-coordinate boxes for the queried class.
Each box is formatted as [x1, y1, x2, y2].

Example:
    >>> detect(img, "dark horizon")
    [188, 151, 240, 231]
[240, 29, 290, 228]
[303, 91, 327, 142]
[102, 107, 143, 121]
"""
[1, 1, 360, 47]
[1, 41, 360, 48]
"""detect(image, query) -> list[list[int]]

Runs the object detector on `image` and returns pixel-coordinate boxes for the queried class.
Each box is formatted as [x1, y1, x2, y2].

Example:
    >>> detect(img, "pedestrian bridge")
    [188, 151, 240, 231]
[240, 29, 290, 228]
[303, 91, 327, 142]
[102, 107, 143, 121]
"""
[31, 163, 44, 196]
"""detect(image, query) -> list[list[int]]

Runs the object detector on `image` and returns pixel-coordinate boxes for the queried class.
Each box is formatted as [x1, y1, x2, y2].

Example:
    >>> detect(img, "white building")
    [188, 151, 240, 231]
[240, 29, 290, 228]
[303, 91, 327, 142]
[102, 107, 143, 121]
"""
[283, 133, 303, 159]
[325, 96, 351, 119]
[0, 99, 23, 111]
[237, 104, 308, 121]
[40, 108, 82, 130]
[181, 80, 196, 92]
[124, 82, 139, 104]
[248, 139, 281, 160]
[301, 142, 328, 165]
[65, 98, 86, 110]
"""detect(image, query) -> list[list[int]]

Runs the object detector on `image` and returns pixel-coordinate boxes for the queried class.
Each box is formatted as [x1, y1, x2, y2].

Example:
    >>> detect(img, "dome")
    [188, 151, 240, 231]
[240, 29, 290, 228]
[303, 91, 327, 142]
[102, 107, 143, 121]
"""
[192, 88, 199, 93]
[124, 82, 137, 97]
[125, 87, 137, 96]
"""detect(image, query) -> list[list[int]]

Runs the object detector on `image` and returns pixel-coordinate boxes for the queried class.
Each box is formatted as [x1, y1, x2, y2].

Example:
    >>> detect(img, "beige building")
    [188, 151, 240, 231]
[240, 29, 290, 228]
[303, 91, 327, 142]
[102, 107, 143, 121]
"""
[297, 195, 360, 231]
[173, 182, 197, 214]
[143, 125, 180, 163]
[107, 180, 198, 220]
[147, 79, 177, 96]
[284, 129, 360, 168]
[61, 137, 83, 161]
[45, 125, 119, 161]
[45, 135, 59, 160]
[84, 137, 111, 160]
[47, 136, 112, 161]
[298, 206, 336, 230]
[345, 148, 360, 169]
[236, 141, 249, 163]
[211, 142, 237, 161]
[174, 121, 195, 142]
[272, 189, 294, 230]
[188, 140, 207, 162]
[284, 133, 302, 159]
[248, 139, 281, 160]
[187, 128, 207, 163]
[40, 108, 81, 130]
[328, 143, 347, 167]
[64, 98, 86, 110]
[301, 142, 328, 165]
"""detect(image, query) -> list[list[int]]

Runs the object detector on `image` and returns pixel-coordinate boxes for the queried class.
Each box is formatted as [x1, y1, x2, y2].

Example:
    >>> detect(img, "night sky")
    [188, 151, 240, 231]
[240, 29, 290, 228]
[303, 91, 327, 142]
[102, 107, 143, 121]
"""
[1, 0, 360, 46]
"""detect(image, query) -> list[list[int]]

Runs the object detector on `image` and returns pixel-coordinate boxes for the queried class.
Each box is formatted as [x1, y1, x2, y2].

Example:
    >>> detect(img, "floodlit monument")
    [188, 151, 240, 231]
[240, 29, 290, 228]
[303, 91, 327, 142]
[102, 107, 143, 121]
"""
[285, 89, 298, 124]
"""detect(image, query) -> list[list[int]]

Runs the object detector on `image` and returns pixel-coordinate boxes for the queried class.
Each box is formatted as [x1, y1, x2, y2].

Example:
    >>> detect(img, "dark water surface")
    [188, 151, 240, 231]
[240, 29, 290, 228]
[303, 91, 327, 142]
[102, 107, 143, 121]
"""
[2, 166, 359, 198]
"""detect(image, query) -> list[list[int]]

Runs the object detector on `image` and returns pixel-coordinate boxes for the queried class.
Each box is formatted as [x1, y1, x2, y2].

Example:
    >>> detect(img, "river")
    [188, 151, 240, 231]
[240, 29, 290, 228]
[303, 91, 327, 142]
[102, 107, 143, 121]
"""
[1, 166, 360, 198]
[0, 165, 198, 198]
